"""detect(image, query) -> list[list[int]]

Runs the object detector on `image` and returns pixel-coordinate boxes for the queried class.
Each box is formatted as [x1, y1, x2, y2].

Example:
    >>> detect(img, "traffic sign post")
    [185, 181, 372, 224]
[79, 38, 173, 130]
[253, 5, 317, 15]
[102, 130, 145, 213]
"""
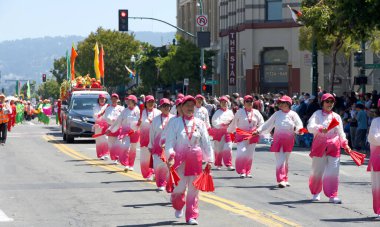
[364, 64, 380, 69]
[205, 80, 218, 85]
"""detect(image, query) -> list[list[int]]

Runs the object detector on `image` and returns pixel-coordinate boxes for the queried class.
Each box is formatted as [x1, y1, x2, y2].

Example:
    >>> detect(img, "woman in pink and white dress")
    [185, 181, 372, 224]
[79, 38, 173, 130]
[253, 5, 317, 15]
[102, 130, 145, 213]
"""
[367, 99, 380, 218]
[93, 94, 109, 160]
[211, 96, 235, 171]
[227, 95, 264, 178]
[148, 98, 175, 191]
[138, 95, 161, 180]
[307, 93, 351, 204]
[108, 95, 140, 172]
[194, 94, 211, 129]
[255, 95, 303, 188]
[165, 95, 214, 225]
[102, 93, 124, 164]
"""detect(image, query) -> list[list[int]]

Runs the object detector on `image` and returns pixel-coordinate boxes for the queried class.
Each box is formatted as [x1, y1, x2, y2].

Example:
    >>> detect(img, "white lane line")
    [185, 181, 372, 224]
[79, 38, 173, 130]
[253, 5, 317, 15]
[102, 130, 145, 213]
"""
[0, 209, 13, 222]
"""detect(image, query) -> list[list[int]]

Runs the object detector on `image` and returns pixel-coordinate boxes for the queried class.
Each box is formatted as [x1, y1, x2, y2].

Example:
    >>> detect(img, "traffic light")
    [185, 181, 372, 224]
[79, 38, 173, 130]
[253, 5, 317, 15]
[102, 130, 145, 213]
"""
[42, 74, 46, 82]
[201, 64, 207, 71]
[202, 84, 207, 91]
[354, 51, 364, 67]
[119, 9, 128, 31]
[354, 76, 367, 85]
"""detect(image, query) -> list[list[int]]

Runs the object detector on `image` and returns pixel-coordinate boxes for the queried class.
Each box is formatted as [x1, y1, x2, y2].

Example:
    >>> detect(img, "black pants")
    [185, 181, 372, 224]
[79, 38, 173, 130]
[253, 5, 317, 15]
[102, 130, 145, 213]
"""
[0, 123, 7, 143]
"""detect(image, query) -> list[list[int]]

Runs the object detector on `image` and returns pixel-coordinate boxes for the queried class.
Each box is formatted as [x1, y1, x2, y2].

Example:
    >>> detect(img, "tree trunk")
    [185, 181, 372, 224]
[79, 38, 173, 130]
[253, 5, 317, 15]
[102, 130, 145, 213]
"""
[330, 36, 344, 93]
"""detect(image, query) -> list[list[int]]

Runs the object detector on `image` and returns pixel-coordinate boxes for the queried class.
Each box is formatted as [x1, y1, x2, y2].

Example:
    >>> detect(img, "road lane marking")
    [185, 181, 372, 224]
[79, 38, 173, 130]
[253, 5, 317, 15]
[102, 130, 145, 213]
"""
[43, 135, 301, 227]
[0, 209, 14, 222]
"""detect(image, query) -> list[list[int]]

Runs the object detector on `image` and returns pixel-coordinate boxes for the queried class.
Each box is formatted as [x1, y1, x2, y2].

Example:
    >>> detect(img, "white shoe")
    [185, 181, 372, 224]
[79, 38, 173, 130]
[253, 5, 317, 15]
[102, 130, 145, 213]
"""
[128, 167, 134, 171]
[157, 186, 165, 191]
[246, 174, 253, 178]
[376, 214, 380, 219]
[285, 182, 291, 187]
[278, 181, 286, 188]
[329, 197, 342, 204]
[104, 155, 110, 160]
[227, 166, 235, 171]
[175, 209, 183, 218]
[311, 194, 321, 201]
[113, 160, 119, 165]
[100, 156, 105, 160]
[240, 173, 246, 178]
[146, 175, 155, 181]
[215, 166, 222, 170]
[187, 218, 198, 225]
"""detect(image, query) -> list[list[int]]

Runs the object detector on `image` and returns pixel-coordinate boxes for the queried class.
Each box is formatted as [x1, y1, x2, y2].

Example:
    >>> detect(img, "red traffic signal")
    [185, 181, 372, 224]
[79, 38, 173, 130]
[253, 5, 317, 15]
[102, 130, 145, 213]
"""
[202, 84, 207, 91]
[42, 74, 46, 82]
[119, 9, 129, 31]
[201, 64, 207, 71]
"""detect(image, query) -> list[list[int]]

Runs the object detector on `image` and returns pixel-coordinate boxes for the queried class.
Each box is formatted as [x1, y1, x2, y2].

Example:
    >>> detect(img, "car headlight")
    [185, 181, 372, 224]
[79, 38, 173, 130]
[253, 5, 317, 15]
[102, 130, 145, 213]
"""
[69, 116, 83, 122]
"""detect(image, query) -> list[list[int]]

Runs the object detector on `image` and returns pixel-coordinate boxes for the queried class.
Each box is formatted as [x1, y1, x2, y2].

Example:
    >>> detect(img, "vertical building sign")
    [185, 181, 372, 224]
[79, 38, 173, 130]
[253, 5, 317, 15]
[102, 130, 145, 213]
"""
[229, 32, 236, 86]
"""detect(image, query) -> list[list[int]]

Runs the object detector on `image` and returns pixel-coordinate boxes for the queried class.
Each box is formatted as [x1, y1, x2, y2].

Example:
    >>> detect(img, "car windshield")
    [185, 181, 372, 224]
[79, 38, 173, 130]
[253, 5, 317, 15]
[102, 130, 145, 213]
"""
[70, 97, 99, 110]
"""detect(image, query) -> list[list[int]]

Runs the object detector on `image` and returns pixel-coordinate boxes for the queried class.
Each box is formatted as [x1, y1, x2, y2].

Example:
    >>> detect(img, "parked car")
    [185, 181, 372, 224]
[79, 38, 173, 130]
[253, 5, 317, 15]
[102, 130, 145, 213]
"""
[61, 89, 110, 143]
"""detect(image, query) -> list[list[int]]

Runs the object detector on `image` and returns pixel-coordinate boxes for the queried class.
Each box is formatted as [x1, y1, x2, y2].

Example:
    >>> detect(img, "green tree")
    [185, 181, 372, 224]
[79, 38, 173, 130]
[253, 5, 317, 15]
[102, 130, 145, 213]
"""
[75, 27, 141, 88]
[37, 79, 60, 99]
[50, 57, 67, 84]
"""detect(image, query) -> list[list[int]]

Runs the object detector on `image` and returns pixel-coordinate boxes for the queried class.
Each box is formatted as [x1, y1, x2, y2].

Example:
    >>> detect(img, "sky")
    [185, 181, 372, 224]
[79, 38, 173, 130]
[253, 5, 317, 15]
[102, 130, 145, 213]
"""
[0, 0, 177, 42]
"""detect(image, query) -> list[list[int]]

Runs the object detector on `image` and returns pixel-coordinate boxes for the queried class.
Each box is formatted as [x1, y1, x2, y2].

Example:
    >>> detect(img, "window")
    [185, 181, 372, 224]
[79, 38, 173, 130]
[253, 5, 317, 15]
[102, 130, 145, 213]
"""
[266, 0, 282, 21]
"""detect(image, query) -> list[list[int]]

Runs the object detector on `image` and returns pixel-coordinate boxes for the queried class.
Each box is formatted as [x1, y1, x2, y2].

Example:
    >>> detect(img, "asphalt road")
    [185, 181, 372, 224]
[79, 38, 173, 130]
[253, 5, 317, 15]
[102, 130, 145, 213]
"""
[0, 119, 379, 227]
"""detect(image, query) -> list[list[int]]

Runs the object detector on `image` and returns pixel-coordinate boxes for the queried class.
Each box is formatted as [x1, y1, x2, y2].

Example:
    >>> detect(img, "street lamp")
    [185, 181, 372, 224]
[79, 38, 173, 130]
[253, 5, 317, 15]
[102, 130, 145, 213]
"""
[198, 0, 205, 95]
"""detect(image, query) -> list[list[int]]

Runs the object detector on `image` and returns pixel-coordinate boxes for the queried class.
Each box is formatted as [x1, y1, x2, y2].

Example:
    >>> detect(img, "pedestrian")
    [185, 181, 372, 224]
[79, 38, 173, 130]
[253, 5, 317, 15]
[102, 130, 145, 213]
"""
[227, 95, 264, 178]
[255, 95, 303, 188]
[211, 96, 235, 171]
[165, 95, 214, 225]
[367, 98, 380, 218]
[103, 93, 124, 164]
[148, 98, 174, 190]
[138, 95, 161, 181]
[307, 93, 351, 203]
[355, 103, 368, 151]
[7, 99, 16, 132]
[170, 93, 185, 116]
[108, 95, 140, 172]
[0, 94, 11, 145]
[194, 94, 211, 129]
[93, 94, 110, 160]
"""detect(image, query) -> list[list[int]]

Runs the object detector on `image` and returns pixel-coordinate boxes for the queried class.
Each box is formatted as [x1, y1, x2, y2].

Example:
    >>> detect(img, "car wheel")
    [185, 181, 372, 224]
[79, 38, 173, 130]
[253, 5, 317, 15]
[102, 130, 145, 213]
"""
[66, 135, 74, 144]
[63, 132, 67, 141]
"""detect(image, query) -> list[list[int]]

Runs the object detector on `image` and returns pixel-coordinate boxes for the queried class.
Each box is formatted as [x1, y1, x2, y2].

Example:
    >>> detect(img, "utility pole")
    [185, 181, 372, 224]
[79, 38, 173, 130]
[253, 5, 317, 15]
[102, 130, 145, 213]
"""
[360, 41, 366, 94]
[198, 0, 205, 95]
[311, 29, 319, 96]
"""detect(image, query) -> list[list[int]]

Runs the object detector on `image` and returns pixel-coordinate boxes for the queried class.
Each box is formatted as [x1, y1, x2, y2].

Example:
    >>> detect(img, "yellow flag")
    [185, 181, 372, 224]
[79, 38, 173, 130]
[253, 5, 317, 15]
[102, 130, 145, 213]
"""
[94, 42, 100, 80]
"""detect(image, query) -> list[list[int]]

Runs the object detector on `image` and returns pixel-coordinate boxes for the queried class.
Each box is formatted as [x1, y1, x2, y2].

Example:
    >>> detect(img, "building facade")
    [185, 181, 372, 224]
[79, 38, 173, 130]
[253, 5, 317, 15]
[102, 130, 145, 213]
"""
[177, 0, 380, 96]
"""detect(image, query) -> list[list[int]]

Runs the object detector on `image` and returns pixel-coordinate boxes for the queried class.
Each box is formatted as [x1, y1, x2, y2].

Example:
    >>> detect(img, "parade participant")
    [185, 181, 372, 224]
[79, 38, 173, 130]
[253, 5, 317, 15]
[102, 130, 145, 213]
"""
[254, 95, 303, 188]
[7, 100, 16, 132]
[103, 93, 124, 164]
[40, 99, 52, 125]
[170, 93, 185, 115]
[108, 95, 140, 172]
[0, 94, 11, 145]
[93, 94, 110, 160]
[211, 96, 235, 170]
[56, 99, 62, 125]
[307, 93, 351, 203]
[25, 101, 34, 121]
[16, 100, 25, 124]
[367, 98, 380, 218]
[165, 95, 214, 225]
[227, 95, 264, 178]
[138, 95, 161, 181]
[90, 78, 101, 88]
[194, 94, 211, 129]
[148, 98, 175, 190]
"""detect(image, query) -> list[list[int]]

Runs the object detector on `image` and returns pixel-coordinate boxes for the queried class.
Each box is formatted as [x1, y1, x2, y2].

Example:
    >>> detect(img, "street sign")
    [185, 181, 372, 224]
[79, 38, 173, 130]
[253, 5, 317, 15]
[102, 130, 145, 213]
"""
[184, 78, 189, 86]
[364, 64, 380, 69]
[196, 15, 208, 27]
[205, 80, 218, 85]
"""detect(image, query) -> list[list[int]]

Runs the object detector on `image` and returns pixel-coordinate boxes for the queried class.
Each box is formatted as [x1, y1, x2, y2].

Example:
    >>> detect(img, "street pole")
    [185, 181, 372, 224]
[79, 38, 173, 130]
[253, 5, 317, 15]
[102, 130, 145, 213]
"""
[360, 41, 366, 94]
[311, 29, 319, 96]
[199, 0, 205, 95]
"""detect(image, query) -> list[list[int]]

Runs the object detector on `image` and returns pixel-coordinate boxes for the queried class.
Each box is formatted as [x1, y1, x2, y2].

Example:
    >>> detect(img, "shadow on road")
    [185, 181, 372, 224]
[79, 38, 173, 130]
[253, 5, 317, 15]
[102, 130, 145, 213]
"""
[76, 163, 118, 167]
[340, 181, 371, 186]
[65, 159, 100, 162]
[118, 221, 187, 227]
[114, 189, 158, 193]
[101, 180, 146, 184]
[320, 217, 379, 223]
[269, 199, 330, 208]
[86, 170, 124, 174]
[123, 202, 171, 208]
[233, 185, 279, 191]
[44, 126, 60, 131]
